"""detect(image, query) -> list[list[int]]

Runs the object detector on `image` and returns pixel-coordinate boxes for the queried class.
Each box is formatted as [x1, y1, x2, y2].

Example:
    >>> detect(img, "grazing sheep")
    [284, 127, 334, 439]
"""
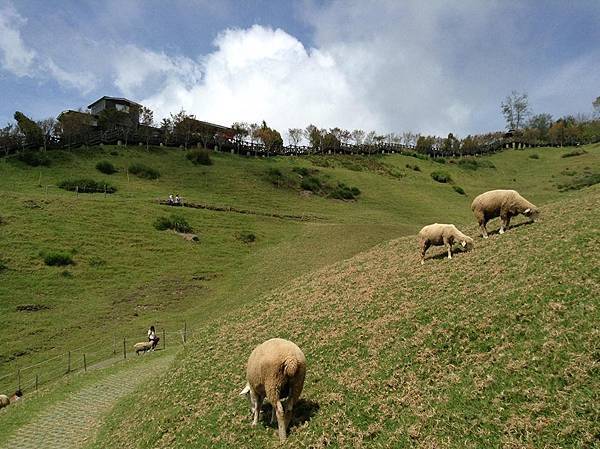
[418, 223, 474, 264]
[0, 394, 9, 409]
[133, 341, 153, 355]
[471, 189, 539, 238]
[240, 338, 306, 442]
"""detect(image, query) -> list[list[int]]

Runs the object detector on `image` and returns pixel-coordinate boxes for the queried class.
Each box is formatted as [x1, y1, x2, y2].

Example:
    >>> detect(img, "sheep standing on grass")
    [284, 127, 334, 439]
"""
[471, 189, 539, 238]
[418, 223, 474, 264]
[0, 394, 9, 409]
[240, 338, 306, 442]
[133, 341, 153, 355]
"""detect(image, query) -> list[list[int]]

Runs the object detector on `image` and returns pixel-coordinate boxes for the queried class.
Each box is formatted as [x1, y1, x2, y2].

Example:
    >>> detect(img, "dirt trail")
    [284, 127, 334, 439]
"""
[1, 353, 174, 449]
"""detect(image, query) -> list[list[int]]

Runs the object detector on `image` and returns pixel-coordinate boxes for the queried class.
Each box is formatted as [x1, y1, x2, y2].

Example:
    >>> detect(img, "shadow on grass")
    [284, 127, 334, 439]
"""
[259, 398, 320, 431]
[482, 219, 536, 237]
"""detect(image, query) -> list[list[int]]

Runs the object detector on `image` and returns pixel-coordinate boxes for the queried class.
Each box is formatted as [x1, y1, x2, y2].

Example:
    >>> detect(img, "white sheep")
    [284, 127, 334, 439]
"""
[0, 394, 9, 409]
[471, 189, 539, 238]
[133, 341, 153, 355]
[418, 223, 474, 264]
[239, 338, 306, 442]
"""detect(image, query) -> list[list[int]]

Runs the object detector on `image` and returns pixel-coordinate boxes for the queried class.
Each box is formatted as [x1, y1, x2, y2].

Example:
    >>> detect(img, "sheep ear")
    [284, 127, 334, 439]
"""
[239, 384, 250, 396]
[524, 208, 531, 214]
[461, 240, 467, 247]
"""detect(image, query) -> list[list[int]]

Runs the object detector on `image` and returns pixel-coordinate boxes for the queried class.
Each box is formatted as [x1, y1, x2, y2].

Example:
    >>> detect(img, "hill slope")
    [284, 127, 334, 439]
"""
[91, 185, 599, 448]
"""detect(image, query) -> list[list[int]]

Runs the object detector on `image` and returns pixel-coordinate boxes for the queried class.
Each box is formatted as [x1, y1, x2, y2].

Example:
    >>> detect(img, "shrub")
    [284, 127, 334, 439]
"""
[265, 168, 294, 188]
[110, 150, 119, 156]
[0, 215, 6, 225]
[330, 183, 361, 200]
[558, 172, 600, 191]
[561, 149, 587, 158]
[96, 160, 117, 174]
[58, 178, 116, 193]
[0, 260, 7, 272]
[187, 149, 213, 166]
[300, 176, 322, 193]
[457, 159, 495, 170]
[406, 164, 421, 172]
[292, 166, 318, 176]
[128, 163, 160, 179]
[154, 215, 193, 233]
[89, 257, 106, 267]
[431, 171, 452, 183]
[433, 157, 447, 164]
[239, 232, 256, 244]
[42, 251, 74, 266]
[453, 185, 466, 195]
[17, 151, 51, 167]
[529, 153, 540, 159]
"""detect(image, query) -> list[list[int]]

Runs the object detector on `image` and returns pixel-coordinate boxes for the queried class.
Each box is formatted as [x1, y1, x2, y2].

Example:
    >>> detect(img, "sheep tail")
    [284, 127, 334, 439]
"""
[283, 356, 299, 378]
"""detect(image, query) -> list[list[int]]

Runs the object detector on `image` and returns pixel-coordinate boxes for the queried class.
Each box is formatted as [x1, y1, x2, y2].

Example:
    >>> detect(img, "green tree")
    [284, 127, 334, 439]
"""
[139, 106, 155, 150]
[14, 111, 42, 149]
[593, 96, 600, 118]
[37, 117, 57, 152]
[501, 91, 530, 130]
[527, 113, 553, 141]
[256, 121, 283, 154]
[304, 124, 323, 151]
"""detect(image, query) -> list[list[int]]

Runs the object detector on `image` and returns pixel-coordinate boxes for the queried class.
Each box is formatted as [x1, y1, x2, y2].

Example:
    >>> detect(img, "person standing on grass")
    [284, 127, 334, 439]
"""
[168, 194, 174, 205]
[174, 194, 181, 206]
[148, 325, 160, 350]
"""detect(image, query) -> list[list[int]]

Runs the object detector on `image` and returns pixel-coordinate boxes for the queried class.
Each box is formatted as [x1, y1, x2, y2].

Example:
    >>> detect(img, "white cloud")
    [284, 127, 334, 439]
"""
[139, 25, 381, 137]
[0, 3, 97, 93]
[0, 4, 36, 76]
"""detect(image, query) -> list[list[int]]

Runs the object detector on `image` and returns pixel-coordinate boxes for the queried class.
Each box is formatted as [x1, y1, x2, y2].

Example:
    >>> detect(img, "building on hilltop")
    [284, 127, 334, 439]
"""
[88, 96, 142, 125]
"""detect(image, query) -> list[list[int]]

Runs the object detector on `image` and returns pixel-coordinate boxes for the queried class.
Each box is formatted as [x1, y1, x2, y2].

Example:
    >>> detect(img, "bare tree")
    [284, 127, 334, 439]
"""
[287, 128, 303, 146]
[37, 117, 57, 152]
[139, 106, 155, 150]
[351, 129, 365, 146]
[593, 96, 600, 118]
[501, 91, 530, 130]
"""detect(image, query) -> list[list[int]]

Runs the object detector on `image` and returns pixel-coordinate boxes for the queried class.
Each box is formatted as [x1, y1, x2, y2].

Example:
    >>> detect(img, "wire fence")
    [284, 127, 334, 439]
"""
[0, 324, 194, 397]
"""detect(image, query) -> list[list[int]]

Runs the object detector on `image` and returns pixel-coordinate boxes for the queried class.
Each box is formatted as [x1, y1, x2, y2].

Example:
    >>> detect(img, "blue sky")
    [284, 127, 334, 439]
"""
[1, 0, 599, 139]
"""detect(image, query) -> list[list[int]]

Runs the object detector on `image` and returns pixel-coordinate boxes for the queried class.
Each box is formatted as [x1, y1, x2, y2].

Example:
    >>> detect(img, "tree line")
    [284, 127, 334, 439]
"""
[2, 93, 599, 158]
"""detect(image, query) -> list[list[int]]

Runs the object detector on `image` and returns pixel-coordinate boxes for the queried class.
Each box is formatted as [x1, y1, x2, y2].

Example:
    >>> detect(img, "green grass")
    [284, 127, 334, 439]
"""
[90, 186, 600, 448]
[0, 143, 599, 446]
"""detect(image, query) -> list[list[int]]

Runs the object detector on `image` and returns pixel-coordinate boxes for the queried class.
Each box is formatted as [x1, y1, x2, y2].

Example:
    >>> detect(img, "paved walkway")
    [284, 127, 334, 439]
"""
[1, 353, 174, 449]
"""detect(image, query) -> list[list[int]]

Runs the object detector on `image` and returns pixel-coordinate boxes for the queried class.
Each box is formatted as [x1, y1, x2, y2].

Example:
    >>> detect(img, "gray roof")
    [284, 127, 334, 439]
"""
[87, 96, 143, 109]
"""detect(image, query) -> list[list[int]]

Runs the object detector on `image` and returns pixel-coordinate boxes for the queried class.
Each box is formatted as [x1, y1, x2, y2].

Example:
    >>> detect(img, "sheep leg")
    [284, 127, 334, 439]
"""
[447, 244, 452, 259]
[419, 239, 430, 265]
[275, 400, 287, 442]
[499, 214, 510, 234]
[479, 221, 488, 239]
[252, 396, 263, 426]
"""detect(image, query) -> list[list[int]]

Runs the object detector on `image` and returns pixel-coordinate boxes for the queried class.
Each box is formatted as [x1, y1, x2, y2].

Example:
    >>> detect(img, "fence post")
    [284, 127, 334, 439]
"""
[123, 337, 127, 359]
[104, 184, 107, 197]
[83, 354, 87, 372]
[67, 351, 71, 373]
[35, 374, 38, 391]
[113, 335, 116, 355]
[184, 322, 187, 344]
[17, 369, 21, 391]
[163, 329, 166, 350]
[75, 185, 79, 197]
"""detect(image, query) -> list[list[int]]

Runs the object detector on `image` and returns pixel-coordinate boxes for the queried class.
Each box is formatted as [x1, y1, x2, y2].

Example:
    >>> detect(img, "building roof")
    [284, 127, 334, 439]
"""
[87, 96, 143, 109]
[195, 120, 232, 131]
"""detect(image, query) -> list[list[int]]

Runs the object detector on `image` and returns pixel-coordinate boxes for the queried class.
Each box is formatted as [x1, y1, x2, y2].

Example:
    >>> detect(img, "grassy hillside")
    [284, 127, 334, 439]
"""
[90, 186, 599, 448]
[0, 144, 598, 392]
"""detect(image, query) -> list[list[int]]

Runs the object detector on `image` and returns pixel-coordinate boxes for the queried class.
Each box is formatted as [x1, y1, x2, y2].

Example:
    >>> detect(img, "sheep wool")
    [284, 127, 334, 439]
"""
[133, 341, 153, 355]
[0, 394, 9, 409]
[418, 223, 474, 264]
[240, 338, 306, 442]
[471, 189, 539, 238]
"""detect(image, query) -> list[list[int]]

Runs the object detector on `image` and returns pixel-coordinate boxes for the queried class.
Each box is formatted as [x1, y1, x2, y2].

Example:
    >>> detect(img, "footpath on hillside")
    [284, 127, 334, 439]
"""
[0, 353, 174, 449]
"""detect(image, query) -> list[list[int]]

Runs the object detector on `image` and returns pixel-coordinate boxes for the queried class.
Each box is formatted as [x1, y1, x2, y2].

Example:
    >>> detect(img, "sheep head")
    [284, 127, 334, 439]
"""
[523, 207, 540, 222]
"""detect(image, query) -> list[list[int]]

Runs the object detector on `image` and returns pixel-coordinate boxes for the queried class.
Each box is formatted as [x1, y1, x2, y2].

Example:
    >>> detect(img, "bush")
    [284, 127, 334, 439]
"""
[42, 251, 74, 266]
[58, 178, 116, 193]
[558, 172, 600, 191]
[154, 215, 193, 233]
[330, 183, 361, 200]
[406, 164, 421, 172]
[265, 168, 294, 188]
[453, 185, 466, 195]
[239, 232, 256, 244]
[96, 160, 117, 174]
[561, 149, 587, 158]
[292, 166, 319, 176]
[431, 171, 452, 183]
[128, 163, 160, 179]
[17, 151, 50, 167]
[456, 159, 495, 170]
[187, 149, 213, 166]
[0, 260, 7, 272]
[300, 176, 322, 193]
[529, 153, 540, 159]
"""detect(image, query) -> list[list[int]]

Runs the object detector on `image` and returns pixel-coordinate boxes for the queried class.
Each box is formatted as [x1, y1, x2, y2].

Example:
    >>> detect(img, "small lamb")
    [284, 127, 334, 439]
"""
[471, 189, 539, 238]
[240, 338, 306, 442]
[418, 223, 474, 264]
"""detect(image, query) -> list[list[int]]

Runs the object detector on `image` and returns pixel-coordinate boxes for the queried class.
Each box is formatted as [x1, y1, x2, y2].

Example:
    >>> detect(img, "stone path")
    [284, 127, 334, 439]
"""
[1, 353, 174, 449]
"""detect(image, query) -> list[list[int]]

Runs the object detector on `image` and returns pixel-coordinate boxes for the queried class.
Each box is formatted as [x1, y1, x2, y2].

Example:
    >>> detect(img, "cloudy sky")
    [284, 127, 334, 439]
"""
[1, 0, 599, 139]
